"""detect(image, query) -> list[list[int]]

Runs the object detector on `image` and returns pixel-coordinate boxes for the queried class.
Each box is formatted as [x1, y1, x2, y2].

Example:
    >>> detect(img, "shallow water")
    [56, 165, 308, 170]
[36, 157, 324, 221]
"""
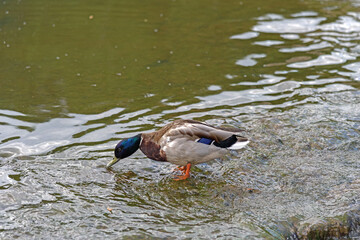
[1, 0, 360, 239]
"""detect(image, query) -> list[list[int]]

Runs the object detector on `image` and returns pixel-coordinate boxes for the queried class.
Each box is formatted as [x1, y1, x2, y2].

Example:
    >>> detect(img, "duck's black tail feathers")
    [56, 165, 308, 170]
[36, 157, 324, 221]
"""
[215, 135, 249, 149]
[197, 135, 249, 149]
[214, 135, 237, 148]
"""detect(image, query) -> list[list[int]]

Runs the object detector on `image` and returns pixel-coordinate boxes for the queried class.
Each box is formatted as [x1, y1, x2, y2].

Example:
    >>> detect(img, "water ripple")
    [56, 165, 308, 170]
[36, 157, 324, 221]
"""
[252, 17, 326, 33]
[287, 50, 356, 68]
[279, 41, 333, 53]
[230, 31, 259, 40]
[235, 53, 266, 67]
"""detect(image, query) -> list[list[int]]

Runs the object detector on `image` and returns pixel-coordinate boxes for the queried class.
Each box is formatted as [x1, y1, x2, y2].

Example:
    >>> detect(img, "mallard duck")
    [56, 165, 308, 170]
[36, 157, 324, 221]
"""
[107, 119, 249, 180]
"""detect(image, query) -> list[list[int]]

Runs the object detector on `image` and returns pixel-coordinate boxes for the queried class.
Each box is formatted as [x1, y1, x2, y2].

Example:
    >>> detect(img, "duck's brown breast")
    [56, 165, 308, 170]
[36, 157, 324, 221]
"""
[140, 135, 167, 162]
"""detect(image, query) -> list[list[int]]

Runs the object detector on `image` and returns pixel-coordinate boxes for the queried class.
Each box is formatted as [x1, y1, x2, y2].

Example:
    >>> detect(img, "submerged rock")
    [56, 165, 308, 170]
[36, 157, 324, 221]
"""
[292, 208, 360, 239]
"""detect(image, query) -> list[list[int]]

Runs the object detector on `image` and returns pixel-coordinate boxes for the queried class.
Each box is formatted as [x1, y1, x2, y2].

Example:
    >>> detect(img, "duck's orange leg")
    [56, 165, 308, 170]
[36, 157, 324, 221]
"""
[174, 163, 191, 181]
[176, 165, 187, 173]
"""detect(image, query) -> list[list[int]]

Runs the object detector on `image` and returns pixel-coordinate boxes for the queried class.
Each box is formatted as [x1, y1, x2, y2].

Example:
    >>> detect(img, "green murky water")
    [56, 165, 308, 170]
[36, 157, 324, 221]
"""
[1, 0, 360, 239]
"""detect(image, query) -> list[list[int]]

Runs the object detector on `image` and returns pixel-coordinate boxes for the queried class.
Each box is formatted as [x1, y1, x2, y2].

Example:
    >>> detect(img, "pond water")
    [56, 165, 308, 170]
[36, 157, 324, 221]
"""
[1, 0, 360, 239]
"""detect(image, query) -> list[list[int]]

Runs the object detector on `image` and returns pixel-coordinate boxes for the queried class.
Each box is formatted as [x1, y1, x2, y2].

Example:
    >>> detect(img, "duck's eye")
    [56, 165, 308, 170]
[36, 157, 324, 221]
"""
[115, 147, 123, 157]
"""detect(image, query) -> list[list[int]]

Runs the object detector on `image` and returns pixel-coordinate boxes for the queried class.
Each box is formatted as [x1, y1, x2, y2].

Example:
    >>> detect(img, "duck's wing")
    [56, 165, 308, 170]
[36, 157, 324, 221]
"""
[156, 120, 248, 166]
[163, 120, 248, 148]
[158, 120, 249, 153]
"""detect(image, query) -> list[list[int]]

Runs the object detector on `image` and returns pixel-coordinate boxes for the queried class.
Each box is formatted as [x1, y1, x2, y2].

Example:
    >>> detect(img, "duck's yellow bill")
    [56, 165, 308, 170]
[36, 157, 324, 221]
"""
[107, 157, 120, 168]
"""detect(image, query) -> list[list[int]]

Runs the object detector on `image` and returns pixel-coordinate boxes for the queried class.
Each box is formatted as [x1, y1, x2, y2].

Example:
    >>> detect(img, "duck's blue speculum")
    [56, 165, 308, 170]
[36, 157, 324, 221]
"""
[197, 138, 213, 145]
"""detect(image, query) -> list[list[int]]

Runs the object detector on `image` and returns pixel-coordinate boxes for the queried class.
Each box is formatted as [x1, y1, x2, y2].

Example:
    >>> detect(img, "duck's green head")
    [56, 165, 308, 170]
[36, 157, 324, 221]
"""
[107, 134, 141, 168]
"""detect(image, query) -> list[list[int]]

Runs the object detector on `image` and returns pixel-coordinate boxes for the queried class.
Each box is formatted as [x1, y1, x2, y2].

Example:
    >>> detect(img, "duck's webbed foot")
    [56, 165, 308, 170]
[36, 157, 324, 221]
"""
[174, 163, 191, 181]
